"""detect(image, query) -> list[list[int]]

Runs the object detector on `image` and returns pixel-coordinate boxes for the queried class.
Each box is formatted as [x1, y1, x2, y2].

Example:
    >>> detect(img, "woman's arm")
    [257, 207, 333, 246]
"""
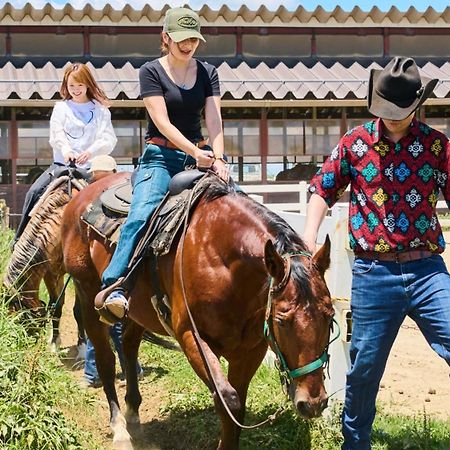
[204, 96, 228, 180]
[143, 96, 214, 169]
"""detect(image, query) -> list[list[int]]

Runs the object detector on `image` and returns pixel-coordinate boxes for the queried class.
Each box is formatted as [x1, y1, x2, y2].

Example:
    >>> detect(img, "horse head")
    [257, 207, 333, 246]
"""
[264, 235, 333, 419]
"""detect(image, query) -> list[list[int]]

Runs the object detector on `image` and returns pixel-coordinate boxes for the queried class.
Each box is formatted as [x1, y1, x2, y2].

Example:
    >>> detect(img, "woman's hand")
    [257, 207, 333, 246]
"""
[194, 148, 215, 169]
[213, 158, 230, 181]
[76, 150, 92, 165]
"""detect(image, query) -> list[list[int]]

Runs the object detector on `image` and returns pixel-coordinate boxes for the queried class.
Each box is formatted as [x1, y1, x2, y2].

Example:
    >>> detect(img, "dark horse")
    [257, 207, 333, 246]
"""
[61, 172, 334, 450]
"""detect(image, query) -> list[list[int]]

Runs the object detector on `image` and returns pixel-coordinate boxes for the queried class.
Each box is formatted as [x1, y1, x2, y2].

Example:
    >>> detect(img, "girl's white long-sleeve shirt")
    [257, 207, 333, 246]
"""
[49, 100, 117, 168]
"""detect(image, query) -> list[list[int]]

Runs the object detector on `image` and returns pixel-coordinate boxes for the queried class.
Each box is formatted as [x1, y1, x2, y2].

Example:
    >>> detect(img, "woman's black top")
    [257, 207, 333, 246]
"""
[139, 59, 220, 142]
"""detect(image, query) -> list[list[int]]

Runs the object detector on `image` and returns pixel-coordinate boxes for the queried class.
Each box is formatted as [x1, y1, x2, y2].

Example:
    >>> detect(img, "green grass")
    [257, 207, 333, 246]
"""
[0, 229, 101, 450]
[1, 226, 450, 449]
[137, 341, 450, 450]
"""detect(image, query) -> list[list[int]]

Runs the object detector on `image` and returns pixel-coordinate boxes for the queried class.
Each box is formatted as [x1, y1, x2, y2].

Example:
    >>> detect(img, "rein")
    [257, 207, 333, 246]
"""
[264, 252, 340, 384]
[178, 172, 283, 429]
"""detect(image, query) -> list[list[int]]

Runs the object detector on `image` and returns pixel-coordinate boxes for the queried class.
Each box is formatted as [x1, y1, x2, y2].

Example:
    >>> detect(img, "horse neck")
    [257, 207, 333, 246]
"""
[4, 188, 68, 293]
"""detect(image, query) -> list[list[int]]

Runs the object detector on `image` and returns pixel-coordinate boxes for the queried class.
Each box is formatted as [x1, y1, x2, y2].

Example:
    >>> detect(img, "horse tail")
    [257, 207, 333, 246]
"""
[142, 331, 181, 351]
[3, 187, 70, 295]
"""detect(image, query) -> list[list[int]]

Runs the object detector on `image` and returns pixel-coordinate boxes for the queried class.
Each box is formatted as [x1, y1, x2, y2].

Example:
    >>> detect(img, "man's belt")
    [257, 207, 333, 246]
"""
[354, 249, 433, 263]
[146, 137, 208, 149]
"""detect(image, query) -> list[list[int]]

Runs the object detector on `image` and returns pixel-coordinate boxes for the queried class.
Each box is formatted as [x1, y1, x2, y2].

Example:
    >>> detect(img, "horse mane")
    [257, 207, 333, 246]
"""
[203, 178, 312, 299]
[4, 187, 69, 290]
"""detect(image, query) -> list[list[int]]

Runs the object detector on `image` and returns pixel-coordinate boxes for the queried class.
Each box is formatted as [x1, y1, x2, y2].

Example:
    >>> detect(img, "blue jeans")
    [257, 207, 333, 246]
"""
[84, 322, 141, 383]
[102, 143, 195, 286]
[342, 255, 450, 449]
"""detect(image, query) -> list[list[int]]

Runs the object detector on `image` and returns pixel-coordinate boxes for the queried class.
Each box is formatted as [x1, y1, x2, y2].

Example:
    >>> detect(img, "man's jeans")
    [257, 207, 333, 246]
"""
[342, 254, 450, 450]
[102, 143, 195, 286]
[84, 322, 141, 384]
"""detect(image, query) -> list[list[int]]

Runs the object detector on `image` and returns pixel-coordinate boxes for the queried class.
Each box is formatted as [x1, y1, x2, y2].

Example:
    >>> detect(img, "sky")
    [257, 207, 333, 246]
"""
[1, 0, 448, 12]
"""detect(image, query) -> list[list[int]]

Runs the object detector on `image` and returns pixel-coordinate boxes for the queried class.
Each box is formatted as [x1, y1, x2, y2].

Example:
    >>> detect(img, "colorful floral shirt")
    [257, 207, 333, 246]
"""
[309, 118, 450, 254]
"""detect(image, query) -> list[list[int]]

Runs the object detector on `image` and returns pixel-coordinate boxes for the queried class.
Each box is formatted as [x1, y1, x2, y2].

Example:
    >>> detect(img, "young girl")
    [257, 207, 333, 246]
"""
[14, 63, 117, 242]
[97, 7, 228, 322]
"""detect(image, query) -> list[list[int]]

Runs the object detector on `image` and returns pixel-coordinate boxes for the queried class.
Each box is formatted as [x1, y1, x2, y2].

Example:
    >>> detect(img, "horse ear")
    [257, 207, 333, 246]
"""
[312, 234, 331, 275]
[264, 239, 285, 281]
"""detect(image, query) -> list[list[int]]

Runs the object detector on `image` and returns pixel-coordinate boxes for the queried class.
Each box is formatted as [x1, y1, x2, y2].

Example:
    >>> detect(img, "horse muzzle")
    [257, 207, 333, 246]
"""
[289, 382, 328, 419]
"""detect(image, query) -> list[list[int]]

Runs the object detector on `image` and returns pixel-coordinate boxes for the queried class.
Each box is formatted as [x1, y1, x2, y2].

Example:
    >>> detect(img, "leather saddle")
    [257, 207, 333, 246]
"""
[99, 168, 206, 216]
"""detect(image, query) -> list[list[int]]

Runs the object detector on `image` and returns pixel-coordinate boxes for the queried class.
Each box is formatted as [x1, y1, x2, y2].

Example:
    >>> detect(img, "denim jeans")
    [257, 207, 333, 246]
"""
[84, 322, 141, 383]
[342, 254, 450, 449]
[102, 143, 196, 286]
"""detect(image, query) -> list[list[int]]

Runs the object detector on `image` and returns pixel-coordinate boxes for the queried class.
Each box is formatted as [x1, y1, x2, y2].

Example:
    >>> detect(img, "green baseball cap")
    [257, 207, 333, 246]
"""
[163, 7, 206, 43]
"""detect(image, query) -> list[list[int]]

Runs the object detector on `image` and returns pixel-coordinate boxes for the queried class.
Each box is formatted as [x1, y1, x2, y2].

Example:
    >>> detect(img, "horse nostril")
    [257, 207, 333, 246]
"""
[297, 400, 312, 418]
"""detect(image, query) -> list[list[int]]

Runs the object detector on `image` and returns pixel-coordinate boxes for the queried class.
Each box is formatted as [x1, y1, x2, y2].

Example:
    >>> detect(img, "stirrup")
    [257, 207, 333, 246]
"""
[94, 278, 127, 325]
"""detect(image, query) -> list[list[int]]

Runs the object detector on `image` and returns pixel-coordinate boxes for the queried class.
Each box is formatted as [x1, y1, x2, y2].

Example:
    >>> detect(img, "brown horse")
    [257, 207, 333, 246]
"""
[3, 176, 87, 353]
[61, 172, 334, 450]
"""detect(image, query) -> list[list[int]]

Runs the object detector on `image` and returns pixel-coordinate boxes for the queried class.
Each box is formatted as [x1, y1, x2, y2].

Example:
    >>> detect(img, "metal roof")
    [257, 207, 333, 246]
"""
[2, 61, 450, 106]
[0, 3, 449, 27]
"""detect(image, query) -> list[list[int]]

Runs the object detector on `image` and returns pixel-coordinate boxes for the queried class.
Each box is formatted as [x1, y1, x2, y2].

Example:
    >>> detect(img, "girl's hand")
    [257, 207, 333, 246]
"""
[76, 150, 92, 165]
[213, 158, 230, 181]
[194, 148, 215, 169]
[64, 151, 76, 164]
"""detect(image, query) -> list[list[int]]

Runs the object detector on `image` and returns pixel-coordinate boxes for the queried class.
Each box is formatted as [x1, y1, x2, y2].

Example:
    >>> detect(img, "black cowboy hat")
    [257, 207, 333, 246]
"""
[367, 57, 438, 120]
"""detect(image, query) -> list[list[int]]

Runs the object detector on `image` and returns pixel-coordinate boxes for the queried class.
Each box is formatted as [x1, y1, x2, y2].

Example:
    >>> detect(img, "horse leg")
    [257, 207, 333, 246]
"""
[44, 271, 64, 353]
[223, 341, 268, 449]
[75, 279, 133, 450]
[122, 319, 145, 425]
[73, 293, 86, 361]
[179, 330, 243, 450]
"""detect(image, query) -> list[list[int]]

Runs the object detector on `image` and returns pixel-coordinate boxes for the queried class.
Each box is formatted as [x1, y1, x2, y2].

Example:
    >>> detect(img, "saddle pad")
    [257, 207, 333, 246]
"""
[100, 180, 132, 215]
[81, 198, 126, 245]
[148, 174, 213, 256]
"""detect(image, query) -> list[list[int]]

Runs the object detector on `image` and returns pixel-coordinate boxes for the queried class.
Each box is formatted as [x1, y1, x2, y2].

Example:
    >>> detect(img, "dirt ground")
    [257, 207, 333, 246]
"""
[57, 237, 450, 448]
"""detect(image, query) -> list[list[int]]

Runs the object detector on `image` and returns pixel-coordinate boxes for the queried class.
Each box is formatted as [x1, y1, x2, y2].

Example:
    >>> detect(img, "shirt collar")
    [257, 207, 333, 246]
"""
[373, 117, 420, 144]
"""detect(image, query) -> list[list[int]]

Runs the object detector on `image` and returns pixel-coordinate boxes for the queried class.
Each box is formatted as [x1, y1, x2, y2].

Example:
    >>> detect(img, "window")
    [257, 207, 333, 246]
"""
[0, 33, 5, 55]
[304, 119, 340, 155]
[224, 120, 261, 182]
[17, 122, 52, 185]
[12, 33, 83, 57]
[196, 35, 236, 57]
[268, 120, 304, 156]
[90, 33, 161, 57]
[0, 123, 11, 185]
[316, 34, 383, 57]
[243, 34, 310, 57]
[390, 35, 450, 57]
[111, 121, 144, 171]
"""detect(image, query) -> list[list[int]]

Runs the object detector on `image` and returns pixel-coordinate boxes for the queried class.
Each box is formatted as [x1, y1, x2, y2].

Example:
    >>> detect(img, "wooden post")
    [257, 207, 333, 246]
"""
[0, 199, 9, 230]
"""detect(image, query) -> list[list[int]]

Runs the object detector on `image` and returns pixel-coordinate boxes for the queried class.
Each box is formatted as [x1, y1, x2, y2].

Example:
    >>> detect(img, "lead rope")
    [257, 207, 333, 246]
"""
[177, 173, 286, 429]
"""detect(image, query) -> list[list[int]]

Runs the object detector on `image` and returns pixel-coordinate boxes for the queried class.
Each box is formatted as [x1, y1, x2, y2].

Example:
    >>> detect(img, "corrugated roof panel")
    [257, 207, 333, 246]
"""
[1, 61, 450, 102]
[0, 3, 449, 27]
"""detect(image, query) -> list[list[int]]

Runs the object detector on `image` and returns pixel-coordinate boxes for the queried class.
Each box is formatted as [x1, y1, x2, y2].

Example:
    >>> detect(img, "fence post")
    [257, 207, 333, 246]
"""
[0, 199, 9, 230]
[299, 181, 307, 214]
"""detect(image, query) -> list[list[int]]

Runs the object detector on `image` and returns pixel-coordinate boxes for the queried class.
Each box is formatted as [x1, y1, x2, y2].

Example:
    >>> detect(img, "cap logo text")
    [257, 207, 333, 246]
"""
[178, 16, 198, 28]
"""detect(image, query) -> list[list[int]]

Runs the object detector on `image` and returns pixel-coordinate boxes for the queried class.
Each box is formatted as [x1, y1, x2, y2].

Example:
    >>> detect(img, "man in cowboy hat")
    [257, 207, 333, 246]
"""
[303, 56, 450, 449]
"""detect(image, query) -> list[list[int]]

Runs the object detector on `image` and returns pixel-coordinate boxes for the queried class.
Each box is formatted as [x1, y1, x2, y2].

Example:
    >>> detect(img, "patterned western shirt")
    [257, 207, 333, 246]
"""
[309, 118, 450, 254]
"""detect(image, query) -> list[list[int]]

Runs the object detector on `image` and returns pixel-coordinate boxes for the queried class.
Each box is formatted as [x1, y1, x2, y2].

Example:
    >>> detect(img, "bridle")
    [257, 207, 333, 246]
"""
[264, 251, 340, 384]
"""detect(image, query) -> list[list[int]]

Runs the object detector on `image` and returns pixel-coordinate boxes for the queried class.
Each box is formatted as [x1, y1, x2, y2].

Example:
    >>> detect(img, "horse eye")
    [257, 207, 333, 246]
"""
[275, 317, 285, 326]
